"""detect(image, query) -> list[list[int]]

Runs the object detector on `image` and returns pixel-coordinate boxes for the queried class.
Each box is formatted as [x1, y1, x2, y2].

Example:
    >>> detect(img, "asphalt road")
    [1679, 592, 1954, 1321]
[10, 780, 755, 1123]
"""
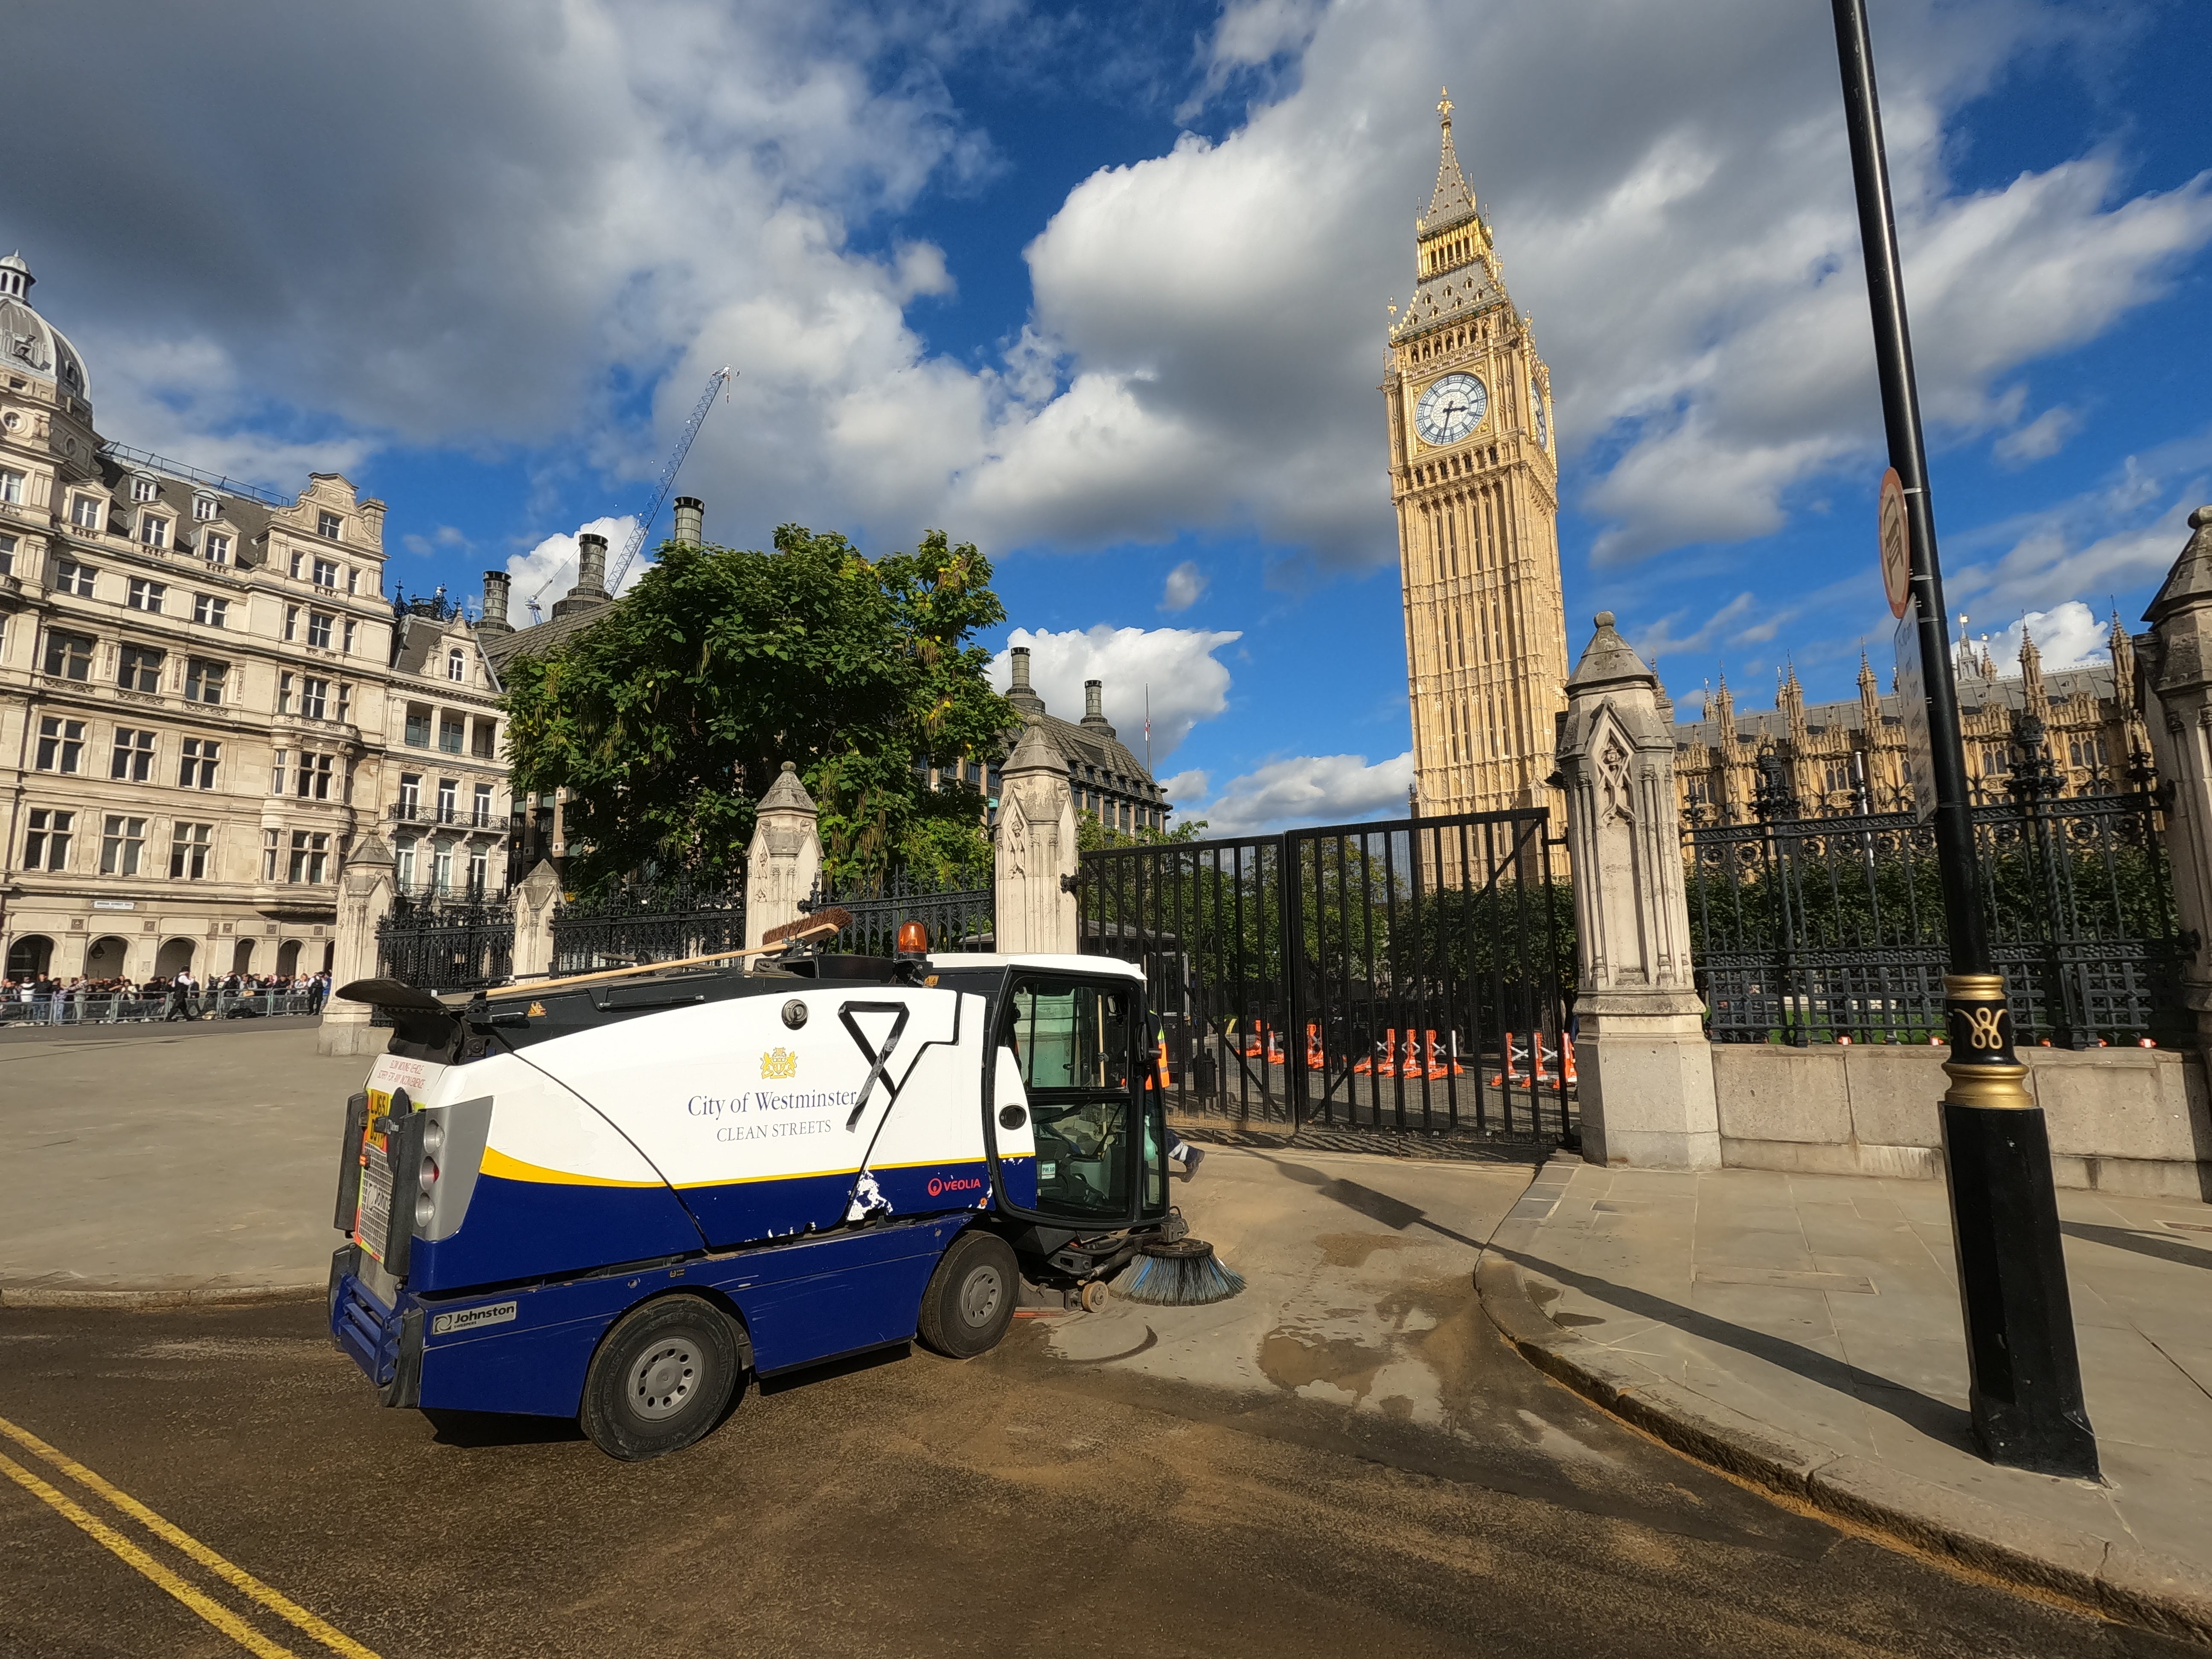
[0, 1296, 2190, 1659]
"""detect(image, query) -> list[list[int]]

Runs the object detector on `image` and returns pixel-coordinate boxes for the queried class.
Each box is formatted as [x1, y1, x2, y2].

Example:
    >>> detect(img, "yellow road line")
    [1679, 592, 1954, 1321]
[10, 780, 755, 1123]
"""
[0, 1413, 382, 1659]
[0, 1449, 301, 1659]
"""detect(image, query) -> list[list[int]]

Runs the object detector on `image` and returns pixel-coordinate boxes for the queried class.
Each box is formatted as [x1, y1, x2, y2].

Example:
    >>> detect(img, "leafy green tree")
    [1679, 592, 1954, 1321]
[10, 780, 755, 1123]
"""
[502, 525, 1008, 893]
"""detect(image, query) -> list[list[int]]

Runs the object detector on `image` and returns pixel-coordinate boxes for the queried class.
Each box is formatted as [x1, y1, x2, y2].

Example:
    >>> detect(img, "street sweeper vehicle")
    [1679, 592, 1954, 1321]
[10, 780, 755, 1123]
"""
[326, 921, 1212, 1460]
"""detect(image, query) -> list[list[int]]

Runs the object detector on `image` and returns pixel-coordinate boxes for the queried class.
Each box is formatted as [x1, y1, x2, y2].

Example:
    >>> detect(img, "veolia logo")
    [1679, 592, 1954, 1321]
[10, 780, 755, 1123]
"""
[927, 1175, 983, 1198]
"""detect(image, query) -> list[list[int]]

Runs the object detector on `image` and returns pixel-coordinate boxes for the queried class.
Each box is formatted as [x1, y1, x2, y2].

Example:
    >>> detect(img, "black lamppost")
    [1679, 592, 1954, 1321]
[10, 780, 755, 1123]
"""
[1829, 0, 2098, 1478]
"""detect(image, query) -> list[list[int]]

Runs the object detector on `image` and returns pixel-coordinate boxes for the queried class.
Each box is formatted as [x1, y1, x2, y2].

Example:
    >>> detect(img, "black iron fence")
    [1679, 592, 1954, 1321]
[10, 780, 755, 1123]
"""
[1686, 735, 2191, 1048]
[552, 880, 746, 975]
[804, 871, 992, 955]
[376, 891, 515, 997]
[1078, 808, 1572, 1141]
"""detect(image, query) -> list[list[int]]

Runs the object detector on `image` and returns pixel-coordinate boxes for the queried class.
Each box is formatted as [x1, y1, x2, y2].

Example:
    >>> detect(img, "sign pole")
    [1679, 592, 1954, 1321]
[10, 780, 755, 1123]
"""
[1831, 0, 2097, 1477]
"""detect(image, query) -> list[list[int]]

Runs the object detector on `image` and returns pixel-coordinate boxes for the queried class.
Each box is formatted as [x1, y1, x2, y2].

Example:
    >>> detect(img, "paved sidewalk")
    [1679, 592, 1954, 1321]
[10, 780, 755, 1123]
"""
[1480, 1160, 2212, 1642]
[0, 1023, 360, 1303]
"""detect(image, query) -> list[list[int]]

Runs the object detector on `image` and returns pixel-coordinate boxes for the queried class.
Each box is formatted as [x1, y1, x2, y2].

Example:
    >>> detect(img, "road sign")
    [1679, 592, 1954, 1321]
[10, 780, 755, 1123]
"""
[1879, 467, 1910, 618]
[1894, 597, 1937, 822]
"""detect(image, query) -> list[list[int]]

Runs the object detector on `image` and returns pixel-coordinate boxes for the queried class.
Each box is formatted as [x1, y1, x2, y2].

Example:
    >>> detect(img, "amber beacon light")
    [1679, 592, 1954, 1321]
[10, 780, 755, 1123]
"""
[895, 921, 930, 958]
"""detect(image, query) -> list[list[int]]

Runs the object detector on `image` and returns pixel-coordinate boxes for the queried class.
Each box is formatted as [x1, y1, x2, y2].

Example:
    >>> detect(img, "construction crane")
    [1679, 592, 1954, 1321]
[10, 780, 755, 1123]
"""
[525, 366, 734, 623]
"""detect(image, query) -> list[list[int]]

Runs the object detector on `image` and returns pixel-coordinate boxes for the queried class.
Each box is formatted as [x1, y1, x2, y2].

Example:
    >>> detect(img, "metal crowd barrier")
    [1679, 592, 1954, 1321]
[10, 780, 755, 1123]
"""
[0, 992, 324, 1026]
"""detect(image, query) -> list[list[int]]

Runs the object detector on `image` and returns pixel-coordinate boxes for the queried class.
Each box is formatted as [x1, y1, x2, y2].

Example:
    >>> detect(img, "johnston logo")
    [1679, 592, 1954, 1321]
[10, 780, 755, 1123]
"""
[760, 1046, 798, 1080]
[430, 1300, 518, 1337]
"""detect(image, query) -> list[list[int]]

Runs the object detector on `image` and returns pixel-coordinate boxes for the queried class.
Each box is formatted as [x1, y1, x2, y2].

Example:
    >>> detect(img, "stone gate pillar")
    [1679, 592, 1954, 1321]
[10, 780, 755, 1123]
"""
[744, 763, 822, 959]
[2139, 507, 2212, 1052]
[509, 860, 562, 982]
[1554, 613, 1721, 1167]
[319, 833, 396, 1057]
[994, 716, 1077, 956]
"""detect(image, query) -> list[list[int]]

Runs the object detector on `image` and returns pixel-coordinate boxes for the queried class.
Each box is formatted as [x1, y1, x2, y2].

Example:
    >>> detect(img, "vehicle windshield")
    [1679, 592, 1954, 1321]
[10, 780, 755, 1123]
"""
[1007, 978, 1135, 1221]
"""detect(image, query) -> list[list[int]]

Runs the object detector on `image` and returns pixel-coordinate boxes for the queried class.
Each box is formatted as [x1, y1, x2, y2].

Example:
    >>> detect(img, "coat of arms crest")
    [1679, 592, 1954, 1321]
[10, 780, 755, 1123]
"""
[760, 1046, 798, 1080]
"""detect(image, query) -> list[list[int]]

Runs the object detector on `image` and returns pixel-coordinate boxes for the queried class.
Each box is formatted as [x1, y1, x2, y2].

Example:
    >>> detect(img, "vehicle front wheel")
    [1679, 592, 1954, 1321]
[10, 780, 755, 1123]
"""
[579, 1294, 742, 1461]
[916, 1230, 1019, 1359]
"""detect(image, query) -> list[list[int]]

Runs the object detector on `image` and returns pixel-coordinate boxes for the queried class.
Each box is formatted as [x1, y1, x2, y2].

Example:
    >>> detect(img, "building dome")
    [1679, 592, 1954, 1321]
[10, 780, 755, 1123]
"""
[0, 254, 92, 404]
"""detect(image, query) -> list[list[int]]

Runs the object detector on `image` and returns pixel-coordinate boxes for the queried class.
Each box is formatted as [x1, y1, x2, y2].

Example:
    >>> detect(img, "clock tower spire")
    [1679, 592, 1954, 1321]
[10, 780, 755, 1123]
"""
[1385, 90, 1567, 820]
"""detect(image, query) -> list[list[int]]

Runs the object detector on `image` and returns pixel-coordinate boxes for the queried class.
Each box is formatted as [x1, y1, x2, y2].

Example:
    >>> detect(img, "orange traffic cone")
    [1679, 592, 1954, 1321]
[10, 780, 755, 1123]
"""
[1306, 1023, 1325, 1068]
[1561, 1033, 1579, 1086]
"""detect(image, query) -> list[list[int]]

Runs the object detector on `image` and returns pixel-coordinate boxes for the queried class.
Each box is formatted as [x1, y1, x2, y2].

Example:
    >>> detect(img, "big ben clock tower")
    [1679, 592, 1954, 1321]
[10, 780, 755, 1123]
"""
[1385, 91, 1569, 818]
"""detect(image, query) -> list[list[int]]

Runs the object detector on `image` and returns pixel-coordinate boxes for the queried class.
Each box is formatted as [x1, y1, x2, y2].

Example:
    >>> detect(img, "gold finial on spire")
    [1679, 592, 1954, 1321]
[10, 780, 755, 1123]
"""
[1438, 87, 1453, 124]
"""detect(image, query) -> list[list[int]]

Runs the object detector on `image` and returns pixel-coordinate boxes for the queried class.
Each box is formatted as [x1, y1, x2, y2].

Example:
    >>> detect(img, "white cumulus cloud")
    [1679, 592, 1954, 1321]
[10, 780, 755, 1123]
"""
[1160, 559, 1208, 611]
[1974, 602, 2109, 678]
[992, 625, 1240, 763]
[1186, 751, 1415, 837]
[502, 516, 646, 621]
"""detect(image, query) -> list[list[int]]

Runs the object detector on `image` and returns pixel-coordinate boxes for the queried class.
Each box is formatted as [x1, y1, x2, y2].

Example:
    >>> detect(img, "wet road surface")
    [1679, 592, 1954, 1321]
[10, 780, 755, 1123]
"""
[0, 1296, 2193, 1659]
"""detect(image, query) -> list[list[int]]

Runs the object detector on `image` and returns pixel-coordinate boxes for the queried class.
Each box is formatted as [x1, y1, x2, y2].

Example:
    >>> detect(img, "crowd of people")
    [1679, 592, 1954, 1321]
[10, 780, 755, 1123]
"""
[1, 969, 332, 1022]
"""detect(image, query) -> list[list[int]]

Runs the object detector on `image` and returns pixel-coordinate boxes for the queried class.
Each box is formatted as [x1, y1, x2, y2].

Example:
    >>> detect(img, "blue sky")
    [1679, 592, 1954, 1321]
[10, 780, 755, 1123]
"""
[11, 0, 2210, 832]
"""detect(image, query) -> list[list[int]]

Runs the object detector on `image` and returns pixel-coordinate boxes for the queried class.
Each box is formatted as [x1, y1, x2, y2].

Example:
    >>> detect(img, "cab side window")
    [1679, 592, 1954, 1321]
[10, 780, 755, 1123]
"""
[1008, 980, 1130, 1093]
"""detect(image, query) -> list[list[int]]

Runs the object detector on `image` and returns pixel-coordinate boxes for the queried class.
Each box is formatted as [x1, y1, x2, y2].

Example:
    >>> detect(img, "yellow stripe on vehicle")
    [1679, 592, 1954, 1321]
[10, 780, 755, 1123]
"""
[477, 1147, 664, 1188]
[0, 1449, 303, 1659]
[0, 1414, 382, 1659]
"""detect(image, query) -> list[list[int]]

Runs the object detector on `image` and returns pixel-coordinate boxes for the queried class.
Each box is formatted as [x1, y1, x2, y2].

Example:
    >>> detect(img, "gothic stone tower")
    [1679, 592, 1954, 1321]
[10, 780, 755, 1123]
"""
[1385, 92, 1568, 818]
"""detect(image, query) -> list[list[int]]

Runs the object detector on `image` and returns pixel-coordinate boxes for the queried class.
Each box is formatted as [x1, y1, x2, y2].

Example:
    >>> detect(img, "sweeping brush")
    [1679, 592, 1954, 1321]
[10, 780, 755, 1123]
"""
[1112, 1237, 1245, 1307]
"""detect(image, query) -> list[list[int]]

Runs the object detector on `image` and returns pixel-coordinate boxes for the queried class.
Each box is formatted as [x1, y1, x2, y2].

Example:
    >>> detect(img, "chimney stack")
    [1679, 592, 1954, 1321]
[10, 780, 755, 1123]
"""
[1007, 644, 1045, 714]
[553, 532, 612, 619]
[1081, 678, 1114, 735]
[672, 496, 704, 546]
[480, 569, 514, 634]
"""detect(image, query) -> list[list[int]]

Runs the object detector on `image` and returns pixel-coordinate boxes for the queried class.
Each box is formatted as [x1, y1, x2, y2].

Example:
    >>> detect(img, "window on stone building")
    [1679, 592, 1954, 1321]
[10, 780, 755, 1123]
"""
[341, 618, 357, 654]
[404, 708, 431, 748]
[300, 677, 329, 720]
[306, 611, 332, 648]
[117, 645, 163, 693]
[170, 823, 213, 879]
[0, 533, 14, 575]
[203, 532, 230, 566]
[398, 774, 422, 819]
[468, 846, 489, 894]
[131, 477, 159, 504]
[433, 843, 454, 894]
[296, 752, 334, 800]
[473, 782, 494, 827]
[35, 717, 84, 774]
[447, 648, 466, 682]
[52, 559, 94, 597]
[346, 566, 359, 594]
[24, 809, 74, 871]
[139, 515, 169, 549]
[185, 658, 226, 705]
[100, 815, 147, 876]
[110, 728, 156, 783]
[271, 750, 287, 794]
[262, 828, 280, 882]
[284, 604, 299, 641]
[336, 682, 352, 723]
[192, 594, 227, 628]
[41, 628, 93, 679]
[471, 721, 495, 759]
[128, 577, 165, 613]
[277, 672, 295, 714]
[179, 738, 220, 789]
[288, 830, 330, 884]
[395, 839, 416, 888]
[288, 549, 304, 579]
[438, 714, 464, 754]
[437, 778, 458, 821]
[71, 494, 104, 531]
[317, 511, 342, 540]
[193, 495, 218, 522]
[1, 468, 25, 504]
[312, 557, 338, 588]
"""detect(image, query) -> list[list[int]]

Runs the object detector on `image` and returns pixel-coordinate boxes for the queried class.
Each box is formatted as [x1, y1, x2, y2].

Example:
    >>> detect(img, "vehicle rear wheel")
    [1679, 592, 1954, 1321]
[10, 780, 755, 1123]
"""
[916, 1230, 1019, 1359]
[579, 1294, 742, 1461]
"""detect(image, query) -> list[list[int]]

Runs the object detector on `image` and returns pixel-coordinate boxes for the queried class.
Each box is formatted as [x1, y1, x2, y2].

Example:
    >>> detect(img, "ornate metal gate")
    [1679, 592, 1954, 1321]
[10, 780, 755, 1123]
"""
[376, 892, 515, 995]
[550, 880, 746, 975]
[803, 871, 992, 955]
[1077, 808, 1572, 1141]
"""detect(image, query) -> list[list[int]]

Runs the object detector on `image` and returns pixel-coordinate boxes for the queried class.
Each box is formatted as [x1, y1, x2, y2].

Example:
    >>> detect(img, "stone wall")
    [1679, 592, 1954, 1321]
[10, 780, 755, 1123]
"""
[1711, 1042, 2212, 1200]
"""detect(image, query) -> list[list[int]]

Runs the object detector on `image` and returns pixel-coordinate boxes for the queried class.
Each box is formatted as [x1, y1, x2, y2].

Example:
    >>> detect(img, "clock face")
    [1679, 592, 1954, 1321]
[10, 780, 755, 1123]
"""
[1531, 380, 1549, 450]
[1415, 373, 1486, 447]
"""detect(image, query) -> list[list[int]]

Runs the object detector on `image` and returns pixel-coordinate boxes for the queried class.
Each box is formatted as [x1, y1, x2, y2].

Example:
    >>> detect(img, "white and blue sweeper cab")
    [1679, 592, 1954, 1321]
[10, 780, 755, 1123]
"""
[329, 937, 1173, 1460]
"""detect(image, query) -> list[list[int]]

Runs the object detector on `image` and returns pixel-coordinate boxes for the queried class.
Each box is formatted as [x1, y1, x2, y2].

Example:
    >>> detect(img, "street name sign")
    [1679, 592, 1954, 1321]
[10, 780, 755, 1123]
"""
[1879, 467, 1910, 619]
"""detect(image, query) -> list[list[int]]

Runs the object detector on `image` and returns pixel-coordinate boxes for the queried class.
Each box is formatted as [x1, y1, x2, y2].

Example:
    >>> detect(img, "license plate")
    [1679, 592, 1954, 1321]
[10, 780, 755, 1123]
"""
[356, 1158, 394, 1263]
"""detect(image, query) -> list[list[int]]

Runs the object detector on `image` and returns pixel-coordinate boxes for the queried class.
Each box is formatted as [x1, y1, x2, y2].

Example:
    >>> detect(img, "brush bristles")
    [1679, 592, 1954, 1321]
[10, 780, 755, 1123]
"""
[763, 908, 850, 946]
[1113, 1248, 1245, 1307]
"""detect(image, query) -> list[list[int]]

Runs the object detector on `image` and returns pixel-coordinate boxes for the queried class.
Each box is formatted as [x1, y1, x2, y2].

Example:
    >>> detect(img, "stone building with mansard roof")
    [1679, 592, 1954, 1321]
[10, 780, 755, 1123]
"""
[0, 254, 509, 983]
